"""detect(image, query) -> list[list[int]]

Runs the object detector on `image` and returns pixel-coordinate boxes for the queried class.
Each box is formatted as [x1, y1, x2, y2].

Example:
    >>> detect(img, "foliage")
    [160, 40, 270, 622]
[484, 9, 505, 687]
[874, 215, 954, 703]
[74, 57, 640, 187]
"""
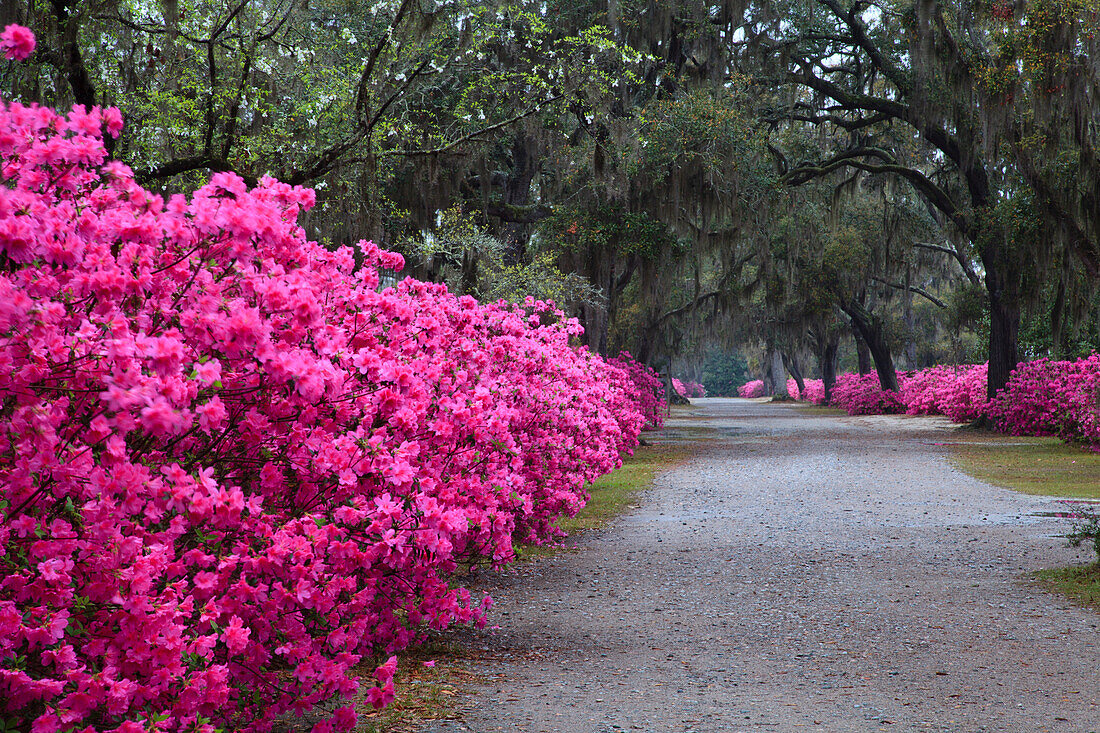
[1063, 502, 1100, 562]
[0, 83, 660, 733]
[6, 0, 642, 242]
[544, 204, 681, 261]
[700, 348, 749, 397]
[404, 206, 604, 310]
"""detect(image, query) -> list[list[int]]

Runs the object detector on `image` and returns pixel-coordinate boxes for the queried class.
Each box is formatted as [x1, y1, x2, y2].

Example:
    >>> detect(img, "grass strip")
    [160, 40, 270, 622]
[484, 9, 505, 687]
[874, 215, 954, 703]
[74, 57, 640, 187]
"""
[1034, 564, 1100, 612]
[562, 442, 684, 533]
[947, 433, 1100, 498]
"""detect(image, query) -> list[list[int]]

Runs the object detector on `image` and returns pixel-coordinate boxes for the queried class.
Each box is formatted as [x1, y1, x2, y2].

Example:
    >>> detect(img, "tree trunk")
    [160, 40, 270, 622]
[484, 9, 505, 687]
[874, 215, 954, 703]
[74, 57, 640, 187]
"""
[767, 348, 789, 398]
[843, 300, 899, 392]
[985, 265, 1021, 398]
[818, 337, 839, 404]
[501, 131, 539, 263]
[783, 352, 806, 398]
[854, 329, 872, 376]
[903, 294, 918, 369]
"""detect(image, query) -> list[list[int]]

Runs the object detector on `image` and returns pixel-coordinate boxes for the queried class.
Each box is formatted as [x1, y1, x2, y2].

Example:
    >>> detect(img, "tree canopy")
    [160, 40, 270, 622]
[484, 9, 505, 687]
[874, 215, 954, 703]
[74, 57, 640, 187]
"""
[4, 0, 1099, 396]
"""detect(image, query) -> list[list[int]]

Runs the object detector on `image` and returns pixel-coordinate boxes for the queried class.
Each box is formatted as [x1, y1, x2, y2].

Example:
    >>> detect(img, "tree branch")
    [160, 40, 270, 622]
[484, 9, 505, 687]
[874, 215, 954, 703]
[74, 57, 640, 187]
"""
[383, 94, 565, 157]
[136, 156, 256, 187]
[356, 0, 416, 118]
[869, 275, 946, 308]
[783, 148, 968, 234]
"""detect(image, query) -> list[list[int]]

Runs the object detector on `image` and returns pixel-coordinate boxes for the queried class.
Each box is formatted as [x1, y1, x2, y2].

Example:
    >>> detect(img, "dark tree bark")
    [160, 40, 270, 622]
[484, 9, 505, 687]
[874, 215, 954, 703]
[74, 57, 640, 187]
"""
[854, 329, 872, 376]
[818, 337, 839, 404]
[842, 300, 899, 392]
[984, 263, 1021, 399]
[500, 131, 540, 263]
[50, 0, 98, 110]
[783, 352, 806, 397]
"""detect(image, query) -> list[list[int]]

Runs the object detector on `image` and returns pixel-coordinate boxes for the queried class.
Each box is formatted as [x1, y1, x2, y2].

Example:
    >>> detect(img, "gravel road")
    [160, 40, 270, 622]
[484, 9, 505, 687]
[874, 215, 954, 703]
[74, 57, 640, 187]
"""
[426, 398, 1100, 732]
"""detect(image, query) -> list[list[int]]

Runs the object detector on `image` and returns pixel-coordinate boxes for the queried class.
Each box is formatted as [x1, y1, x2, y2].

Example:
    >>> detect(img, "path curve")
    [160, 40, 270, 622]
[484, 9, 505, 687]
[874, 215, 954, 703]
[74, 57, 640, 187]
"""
[432, 399, 1100, 732]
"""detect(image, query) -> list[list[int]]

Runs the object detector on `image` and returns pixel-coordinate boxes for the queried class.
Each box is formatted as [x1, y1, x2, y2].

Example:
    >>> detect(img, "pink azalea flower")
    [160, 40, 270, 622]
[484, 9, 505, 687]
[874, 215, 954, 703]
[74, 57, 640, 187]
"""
[1, 25, 35, 60]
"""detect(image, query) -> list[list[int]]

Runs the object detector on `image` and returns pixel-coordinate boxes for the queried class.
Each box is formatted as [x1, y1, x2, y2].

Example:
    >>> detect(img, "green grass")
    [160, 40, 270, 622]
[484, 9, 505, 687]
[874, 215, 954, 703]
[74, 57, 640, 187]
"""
[1034, 564, 1100, 611]
[947, 433, 1100, 498]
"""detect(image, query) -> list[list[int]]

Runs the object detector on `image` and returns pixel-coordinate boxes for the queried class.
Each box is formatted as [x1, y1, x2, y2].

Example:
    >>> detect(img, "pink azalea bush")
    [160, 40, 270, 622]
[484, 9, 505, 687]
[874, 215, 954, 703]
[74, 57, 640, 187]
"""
[987, 355, 1100, 445]
[786, 378, 825, 403]
[900, 363, 988, 422]
[828, 373, 906, 415]
[671, 378, 705, 399]
[737, 379, 765, 398]
[608, 352, 666, 429]
[1, 24, 35, 61]
[774, 358, 1098, 447]
[0, 73, 657, 733]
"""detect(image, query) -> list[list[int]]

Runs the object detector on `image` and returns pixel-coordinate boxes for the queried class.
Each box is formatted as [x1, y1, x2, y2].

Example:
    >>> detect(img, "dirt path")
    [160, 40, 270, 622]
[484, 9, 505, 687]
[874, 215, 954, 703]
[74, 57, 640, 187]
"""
[425, 398, 1100, 732]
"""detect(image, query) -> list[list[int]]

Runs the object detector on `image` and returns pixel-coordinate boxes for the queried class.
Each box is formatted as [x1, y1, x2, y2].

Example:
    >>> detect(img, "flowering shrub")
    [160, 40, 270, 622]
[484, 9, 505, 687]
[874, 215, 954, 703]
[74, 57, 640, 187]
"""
[786, 378, 825, 404]
[737, 379, 765, 398]
[608, 352, 666, 429]
[0, 75, 654, 733]
[829, 373, 906, 415]
[774, 358, 1098, 447]
[987, 355, 1100, 445]
[901, 364, 988, 422]
[672, 378, 705, 399]
[1, 24, 35, 60]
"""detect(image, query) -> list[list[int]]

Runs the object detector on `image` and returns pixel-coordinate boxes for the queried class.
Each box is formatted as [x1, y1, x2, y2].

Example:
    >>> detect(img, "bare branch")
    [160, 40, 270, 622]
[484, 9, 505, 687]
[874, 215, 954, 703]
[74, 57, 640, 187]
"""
[383, 94, 566, 158]
[356, 0, 416, 118]
[869, 275, 946, 308]
[783, 148, 968, 234]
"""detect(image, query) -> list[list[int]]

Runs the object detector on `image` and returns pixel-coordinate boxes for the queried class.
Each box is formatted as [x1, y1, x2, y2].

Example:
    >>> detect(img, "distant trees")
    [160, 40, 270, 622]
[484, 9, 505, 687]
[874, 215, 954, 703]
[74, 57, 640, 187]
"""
[741, 0, 1100, 396]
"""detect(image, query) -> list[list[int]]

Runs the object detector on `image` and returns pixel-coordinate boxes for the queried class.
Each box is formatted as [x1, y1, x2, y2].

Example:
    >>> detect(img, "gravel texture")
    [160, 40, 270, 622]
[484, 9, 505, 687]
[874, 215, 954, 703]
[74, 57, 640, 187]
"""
[423, 398, 1100, 732]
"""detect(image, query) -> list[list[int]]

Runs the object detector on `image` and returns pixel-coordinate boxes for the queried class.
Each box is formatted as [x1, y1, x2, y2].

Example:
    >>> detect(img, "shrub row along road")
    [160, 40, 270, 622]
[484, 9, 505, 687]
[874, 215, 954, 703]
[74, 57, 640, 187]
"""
[430, 399, 1100, 732]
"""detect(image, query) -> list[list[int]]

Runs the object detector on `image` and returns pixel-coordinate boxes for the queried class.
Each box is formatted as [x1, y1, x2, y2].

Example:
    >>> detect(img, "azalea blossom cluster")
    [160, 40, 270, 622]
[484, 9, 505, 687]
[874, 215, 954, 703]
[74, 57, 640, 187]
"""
[1, 24, 35, 61]
[671, 378, 705, 399]
[0, 89, 659, 733]
[749, 357, 1099, 446]
[737, 379, 765, 398]
[986, 356, 1100, 444]
[785, 379, 825, 403]
[608, 352, 666, 429]
[827, 373, 906, 415]
[900, 363, 989, 422]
